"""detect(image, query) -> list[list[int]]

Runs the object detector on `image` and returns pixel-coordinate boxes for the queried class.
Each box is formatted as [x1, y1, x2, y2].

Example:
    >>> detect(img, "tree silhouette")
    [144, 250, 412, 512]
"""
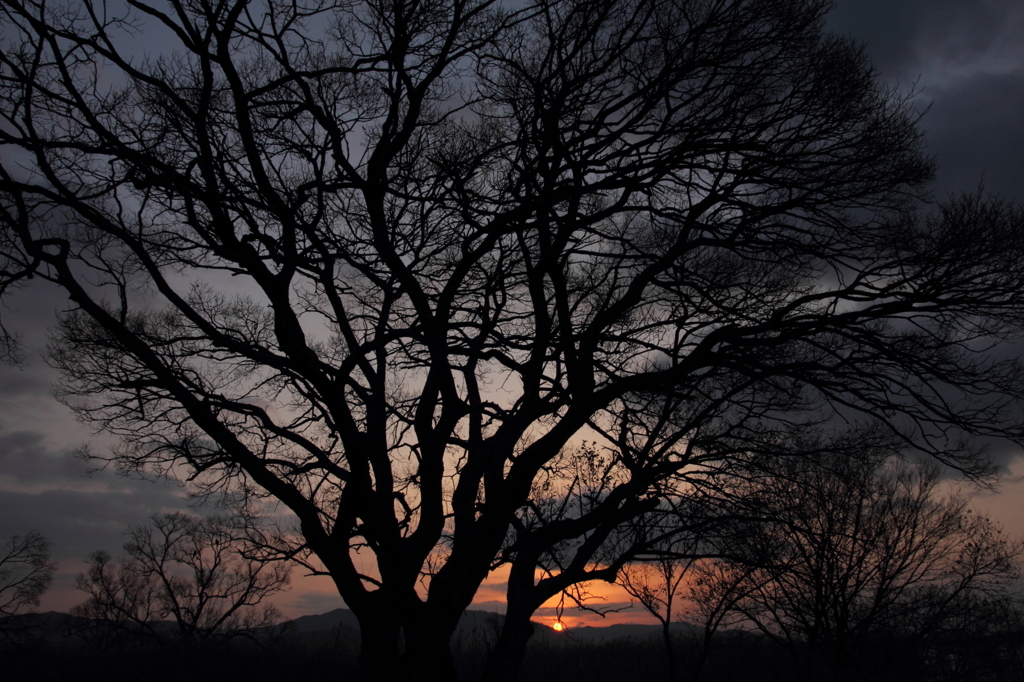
[3, 0, 1024, 679]
[691, 448, 1023, 678]
[0, 530, 56, 646]
[618, 534, 698, 682]
[72, 512, 290, 647]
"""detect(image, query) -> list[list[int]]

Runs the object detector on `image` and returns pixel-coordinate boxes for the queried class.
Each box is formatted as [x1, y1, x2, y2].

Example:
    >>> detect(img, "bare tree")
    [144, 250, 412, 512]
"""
[70, 549, 166, 648]
[0, 531, 57, 645]
[686, 558, 762, 681]
[72, 512, 290, 646]
[618, 540, 697, 682]
[692, 451, 1023, 677]
[3, 0, 1024, 679]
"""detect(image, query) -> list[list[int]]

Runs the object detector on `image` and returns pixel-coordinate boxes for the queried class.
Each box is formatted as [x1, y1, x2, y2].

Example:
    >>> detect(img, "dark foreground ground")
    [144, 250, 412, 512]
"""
[3, 610, 1022, 682]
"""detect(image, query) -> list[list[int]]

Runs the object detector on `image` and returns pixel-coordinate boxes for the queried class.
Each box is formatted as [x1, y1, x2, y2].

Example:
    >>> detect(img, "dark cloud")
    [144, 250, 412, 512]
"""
[0, 486, 188, 561]
[924, 70, 1024, 198]
[0, 483, 193, 612]
[0, 430, 91, 487]
[0, 365, 50, 399]
[0, 484, 192, 612]
[827, 0, 930, 78]
[828, 1, 1024, 197]
[0, 420, 192, 611]
[829, 0, 1024, 81]
[0, 290, 95, 457]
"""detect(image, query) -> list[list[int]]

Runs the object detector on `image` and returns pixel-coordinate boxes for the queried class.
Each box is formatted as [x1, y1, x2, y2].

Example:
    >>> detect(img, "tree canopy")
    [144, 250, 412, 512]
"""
[2, 0, 1024, 679]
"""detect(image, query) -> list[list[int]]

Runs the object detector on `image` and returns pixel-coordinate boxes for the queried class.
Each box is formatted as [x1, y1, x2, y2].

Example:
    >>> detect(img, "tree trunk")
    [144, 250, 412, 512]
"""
[688, 624, 715, 682]
[356, 606, 463, 682]
[405, 621, 459, 682]
[357, 614, 405, 682]
[661, 620, 678, 682]
[479, 605, 536, 682]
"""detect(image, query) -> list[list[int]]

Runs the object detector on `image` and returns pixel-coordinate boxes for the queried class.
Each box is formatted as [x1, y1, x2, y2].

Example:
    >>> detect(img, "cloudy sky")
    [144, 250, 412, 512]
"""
[2, 0, 1023, 624]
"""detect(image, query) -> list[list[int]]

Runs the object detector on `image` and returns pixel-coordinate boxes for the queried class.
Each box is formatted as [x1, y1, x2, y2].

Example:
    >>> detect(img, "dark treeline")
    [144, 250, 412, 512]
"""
[3, 610, 1022, 682]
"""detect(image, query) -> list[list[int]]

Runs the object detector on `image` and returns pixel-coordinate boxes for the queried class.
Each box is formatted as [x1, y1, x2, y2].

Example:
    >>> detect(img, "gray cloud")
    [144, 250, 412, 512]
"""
[0, 486, 188, 561]
[0, 366, 50, 401]
[828, 1, 1024, 198]
[924, 70, 1024, 198]
[0, 420, 193, 611]
[829, 0, 1024, 81]
[0, 430, 91, 488]
[0, 483, 193, 612]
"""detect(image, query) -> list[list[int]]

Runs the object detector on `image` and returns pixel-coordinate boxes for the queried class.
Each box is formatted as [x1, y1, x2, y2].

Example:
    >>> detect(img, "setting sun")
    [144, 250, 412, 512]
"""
[552, 621, 566, 632]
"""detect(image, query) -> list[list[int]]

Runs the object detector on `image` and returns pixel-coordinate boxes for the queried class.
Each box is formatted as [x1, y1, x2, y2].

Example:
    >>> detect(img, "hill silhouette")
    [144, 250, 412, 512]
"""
[287, 606, 700, 643]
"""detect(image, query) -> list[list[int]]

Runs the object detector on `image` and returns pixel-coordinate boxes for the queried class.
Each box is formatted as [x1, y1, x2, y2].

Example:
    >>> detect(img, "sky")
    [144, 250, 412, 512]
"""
[1, 0, 1023, 627]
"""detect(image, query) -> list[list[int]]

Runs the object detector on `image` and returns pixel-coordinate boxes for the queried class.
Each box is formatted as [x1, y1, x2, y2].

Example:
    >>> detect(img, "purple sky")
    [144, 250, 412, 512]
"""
[2, 0, 1023, 621]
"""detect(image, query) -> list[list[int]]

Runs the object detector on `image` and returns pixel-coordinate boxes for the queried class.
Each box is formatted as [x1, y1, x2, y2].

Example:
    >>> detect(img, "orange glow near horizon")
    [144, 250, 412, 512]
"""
[271, 555, 669, 627]
[466, 564, 664, 628]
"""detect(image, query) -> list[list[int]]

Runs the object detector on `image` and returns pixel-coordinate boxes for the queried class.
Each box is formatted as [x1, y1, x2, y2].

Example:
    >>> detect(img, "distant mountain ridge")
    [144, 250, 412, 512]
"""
[3, 608, 700, 645]
[286, 607, 700, 642]
[286, 607, 506, 638]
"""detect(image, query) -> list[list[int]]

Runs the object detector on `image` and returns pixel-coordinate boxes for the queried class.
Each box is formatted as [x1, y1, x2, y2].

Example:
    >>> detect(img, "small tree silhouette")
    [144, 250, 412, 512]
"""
[618, 541, 697, 682]
[691, 449, 1024, 678]
[0, 530, 56, 646]
[72, 512, 290, 647]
